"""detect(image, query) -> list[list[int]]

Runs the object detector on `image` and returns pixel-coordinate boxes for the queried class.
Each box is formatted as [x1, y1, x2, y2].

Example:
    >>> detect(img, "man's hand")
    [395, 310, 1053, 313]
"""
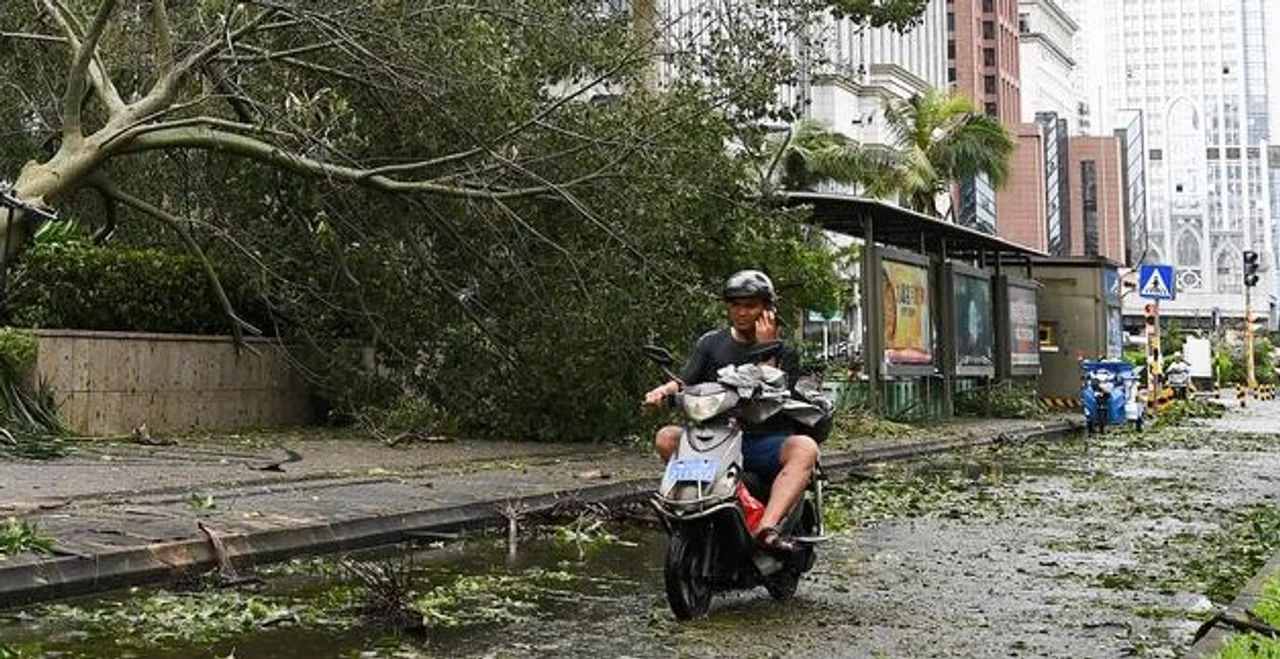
[755, 307, 779, 342]
[643, 382, 676, 408]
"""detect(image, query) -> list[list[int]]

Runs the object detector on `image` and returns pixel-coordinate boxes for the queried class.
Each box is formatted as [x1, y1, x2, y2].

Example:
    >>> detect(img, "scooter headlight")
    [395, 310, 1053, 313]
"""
[684, 391, 730, 422]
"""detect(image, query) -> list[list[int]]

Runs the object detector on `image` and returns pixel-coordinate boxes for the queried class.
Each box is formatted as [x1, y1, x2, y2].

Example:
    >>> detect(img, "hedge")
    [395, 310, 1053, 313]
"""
[8, 241, 266, 335]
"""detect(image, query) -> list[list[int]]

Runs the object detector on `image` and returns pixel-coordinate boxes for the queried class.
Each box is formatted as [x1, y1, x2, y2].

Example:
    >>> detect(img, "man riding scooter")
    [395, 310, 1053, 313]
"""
[643, 270, 820, 553]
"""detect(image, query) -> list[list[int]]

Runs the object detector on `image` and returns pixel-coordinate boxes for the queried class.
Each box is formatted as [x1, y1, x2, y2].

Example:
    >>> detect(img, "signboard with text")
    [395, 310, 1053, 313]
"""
[881, 252, 934, 375]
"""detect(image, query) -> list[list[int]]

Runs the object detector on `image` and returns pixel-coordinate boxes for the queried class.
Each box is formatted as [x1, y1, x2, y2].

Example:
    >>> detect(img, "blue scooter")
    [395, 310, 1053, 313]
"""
[1082, 359, 1140, 434]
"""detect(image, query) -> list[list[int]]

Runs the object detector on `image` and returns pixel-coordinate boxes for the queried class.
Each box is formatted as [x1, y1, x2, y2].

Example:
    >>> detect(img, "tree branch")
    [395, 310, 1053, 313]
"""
[89, 184, 117, 244]
[226, 43, 393, 89]
[217, 39, 344, 63]
[153, 0, 174, 75]
[90, 178, 263, 351]
[137, 7, 275, 118]
[121, 126, 611, 200]
[51, 0, 119, 139]
[103, 114, 291, 150]
[0, 31, 68, 44]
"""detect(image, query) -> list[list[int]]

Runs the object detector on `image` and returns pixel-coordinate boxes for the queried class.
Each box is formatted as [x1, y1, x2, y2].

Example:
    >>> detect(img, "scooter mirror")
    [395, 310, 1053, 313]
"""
[641, 345, 676, 367]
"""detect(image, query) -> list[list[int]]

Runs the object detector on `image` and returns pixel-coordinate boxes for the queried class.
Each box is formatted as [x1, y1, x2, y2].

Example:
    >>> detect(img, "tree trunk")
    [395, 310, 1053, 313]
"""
[4, 151, 95, 271]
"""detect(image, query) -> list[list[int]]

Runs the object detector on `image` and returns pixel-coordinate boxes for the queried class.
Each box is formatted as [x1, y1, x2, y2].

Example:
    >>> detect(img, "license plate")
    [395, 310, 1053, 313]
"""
[666, 458, 717, 483]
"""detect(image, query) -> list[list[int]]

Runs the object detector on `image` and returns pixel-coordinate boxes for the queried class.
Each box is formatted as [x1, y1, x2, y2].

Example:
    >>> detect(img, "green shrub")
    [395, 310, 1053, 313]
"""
[954, 381, 1045, 419]
[8, 241, 265, 335]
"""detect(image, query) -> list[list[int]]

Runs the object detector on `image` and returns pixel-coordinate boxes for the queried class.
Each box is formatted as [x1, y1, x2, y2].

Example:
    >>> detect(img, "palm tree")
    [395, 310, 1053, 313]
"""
[882, 89, 1014, 216]
[772, 119, 899, 196]
[772, 90, 1014, 218]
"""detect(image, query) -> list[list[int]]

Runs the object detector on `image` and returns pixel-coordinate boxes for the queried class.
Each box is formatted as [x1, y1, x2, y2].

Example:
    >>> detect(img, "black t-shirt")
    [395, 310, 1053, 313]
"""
[679, 328, 801, 434]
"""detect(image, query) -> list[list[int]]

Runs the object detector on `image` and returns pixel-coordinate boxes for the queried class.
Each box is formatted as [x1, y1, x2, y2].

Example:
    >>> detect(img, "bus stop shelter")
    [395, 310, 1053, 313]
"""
[781, 192, 1048, 416]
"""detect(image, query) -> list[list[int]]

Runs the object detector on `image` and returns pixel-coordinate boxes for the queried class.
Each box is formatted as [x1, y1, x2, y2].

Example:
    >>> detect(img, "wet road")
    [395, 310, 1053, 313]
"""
[6, 411, 1280, 658]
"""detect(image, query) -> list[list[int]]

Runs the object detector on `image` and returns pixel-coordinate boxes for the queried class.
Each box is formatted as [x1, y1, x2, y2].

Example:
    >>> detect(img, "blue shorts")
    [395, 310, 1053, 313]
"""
[742, 432, 787, 480]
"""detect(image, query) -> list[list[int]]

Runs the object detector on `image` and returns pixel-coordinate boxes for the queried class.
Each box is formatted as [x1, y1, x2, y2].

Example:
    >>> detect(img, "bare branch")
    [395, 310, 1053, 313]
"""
[218, 39, 344, 63]
[102, 114, 291, 151]
[356, 149, 484, 180]
[217, 43, 386, 88]
[0, 31, 68, 44]
[153, 0, 174, 74]
[121, 126, 613, 200]
[88, 185, 116, 244]
[138, 7, 276, 117]
[50, 0, 120, 138]
[90, 177, 262, 350]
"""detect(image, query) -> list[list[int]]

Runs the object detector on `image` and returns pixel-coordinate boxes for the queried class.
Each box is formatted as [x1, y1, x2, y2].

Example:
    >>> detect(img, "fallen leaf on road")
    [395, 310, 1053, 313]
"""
[576, 469, 612, 481]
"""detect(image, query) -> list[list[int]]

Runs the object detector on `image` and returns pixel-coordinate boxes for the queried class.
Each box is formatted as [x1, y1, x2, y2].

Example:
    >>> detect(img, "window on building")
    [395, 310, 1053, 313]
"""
[948, 41, 956, 59]
[985, 102, 998, 116]
[947, 12, 954, 30]
[948, 67, 956, 83]
[1039, 322, 1060, 351]
[983, 75, 996, 93]
[1019, 12, 1029, 34]
[1217, 250, 1243, 294]
[1149, 149, 1163, 160]
[982, 20, 995, 39]
[983, 48, 996, 66]
[1081, 161, 1099, 257]
[983, 0, 994, 11]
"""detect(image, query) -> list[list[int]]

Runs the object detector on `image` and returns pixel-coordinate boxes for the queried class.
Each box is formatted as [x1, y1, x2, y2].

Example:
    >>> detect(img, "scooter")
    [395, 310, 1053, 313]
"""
[642, 343, 828, 620]
[1166, 360, 1191, 400]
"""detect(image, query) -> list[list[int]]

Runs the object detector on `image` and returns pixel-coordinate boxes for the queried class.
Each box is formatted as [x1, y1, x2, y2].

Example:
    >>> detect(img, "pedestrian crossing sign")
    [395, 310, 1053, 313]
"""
[1138, 264, 1175, 300]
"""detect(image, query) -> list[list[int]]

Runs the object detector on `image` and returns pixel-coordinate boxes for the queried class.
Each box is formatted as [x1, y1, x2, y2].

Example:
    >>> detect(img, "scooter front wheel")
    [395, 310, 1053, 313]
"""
[764, 568, 800, 601]
[664, 531, 712, 620]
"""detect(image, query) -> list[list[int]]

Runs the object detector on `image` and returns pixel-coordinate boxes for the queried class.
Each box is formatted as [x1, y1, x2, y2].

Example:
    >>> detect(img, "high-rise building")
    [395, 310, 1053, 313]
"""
[1038, 111, 1071, 254]
[993, 124, 1048, 249]
[1105, 0, 1277, 320]
[1066, 136, 1127, 263]
[1114, 109, 1149, 267]
[806, 2, 950, 145]
[1016, 0, 1077, 124]
[948, 0, 1022, 124]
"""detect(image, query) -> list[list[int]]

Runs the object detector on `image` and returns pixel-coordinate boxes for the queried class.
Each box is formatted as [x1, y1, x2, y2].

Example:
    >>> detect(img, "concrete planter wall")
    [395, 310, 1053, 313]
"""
[30, 329, 313, 435]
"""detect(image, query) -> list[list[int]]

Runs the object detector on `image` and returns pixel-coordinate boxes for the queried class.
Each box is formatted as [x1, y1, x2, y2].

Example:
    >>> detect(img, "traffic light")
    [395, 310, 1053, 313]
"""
[1244, 250, 1260, 287]
[1144, 303, 1157, 328]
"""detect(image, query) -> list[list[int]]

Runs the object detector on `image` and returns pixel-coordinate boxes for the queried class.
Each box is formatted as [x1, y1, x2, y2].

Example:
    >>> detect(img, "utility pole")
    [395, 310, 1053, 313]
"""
[1145, 301, 1161, 408]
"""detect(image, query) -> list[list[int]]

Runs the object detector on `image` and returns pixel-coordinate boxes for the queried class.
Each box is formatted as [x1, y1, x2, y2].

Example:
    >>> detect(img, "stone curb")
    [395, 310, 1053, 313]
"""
[0, 419, 1081, 608]
[1185, 550, 1280, 658]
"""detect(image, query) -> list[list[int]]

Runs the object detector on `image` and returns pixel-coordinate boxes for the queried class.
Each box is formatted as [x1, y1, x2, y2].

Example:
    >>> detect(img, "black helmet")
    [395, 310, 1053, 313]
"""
[723, 269, 775, 304]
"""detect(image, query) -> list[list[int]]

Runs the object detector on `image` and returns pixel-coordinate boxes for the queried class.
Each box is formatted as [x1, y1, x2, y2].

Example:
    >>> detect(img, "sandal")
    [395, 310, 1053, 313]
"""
[755, 525, 797, 554]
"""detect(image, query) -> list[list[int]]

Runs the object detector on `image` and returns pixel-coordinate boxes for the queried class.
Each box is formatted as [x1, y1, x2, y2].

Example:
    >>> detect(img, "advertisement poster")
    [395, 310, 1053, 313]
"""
[954, 272, 994, 373]
[1107, 307, 1124, 359]
[1008, 285, 1039, 367]
[882, 259, 932, 367]
[1103, 267, 1120, 306]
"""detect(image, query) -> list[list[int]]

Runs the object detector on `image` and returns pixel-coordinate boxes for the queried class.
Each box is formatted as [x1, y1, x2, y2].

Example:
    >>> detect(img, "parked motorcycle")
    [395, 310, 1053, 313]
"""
[1165, 358, 1191, 400]
[642, 342, 829, 620]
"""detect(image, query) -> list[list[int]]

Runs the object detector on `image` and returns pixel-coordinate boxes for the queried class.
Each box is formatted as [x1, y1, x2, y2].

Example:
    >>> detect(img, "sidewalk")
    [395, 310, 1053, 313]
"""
[0, 416, 1079, 606]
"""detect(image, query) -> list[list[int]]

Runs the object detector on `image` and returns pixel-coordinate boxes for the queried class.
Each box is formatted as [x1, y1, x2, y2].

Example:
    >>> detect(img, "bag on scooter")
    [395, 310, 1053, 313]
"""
[737, 482, 766, 535]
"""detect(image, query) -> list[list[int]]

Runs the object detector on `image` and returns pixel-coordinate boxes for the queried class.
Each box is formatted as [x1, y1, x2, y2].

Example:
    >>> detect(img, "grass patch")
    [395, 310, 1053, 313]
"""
[1216, 634, 1280, 658]
[0, 518, 54, 559]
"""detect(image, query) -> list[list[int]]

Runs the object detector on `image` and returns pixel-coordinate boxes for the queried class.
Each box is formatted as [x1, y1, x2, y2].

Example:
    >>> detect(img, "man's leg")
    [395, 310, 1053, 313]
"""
[757, 434, 819, 533]
[655, 425, 682, 462]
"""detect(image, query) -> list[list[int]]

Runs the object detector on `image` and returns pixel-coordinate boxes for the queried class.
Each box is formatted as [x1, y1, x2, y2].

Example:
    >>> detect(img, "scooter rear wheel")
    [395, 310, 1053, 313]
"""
[664, 531, 712, 620]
